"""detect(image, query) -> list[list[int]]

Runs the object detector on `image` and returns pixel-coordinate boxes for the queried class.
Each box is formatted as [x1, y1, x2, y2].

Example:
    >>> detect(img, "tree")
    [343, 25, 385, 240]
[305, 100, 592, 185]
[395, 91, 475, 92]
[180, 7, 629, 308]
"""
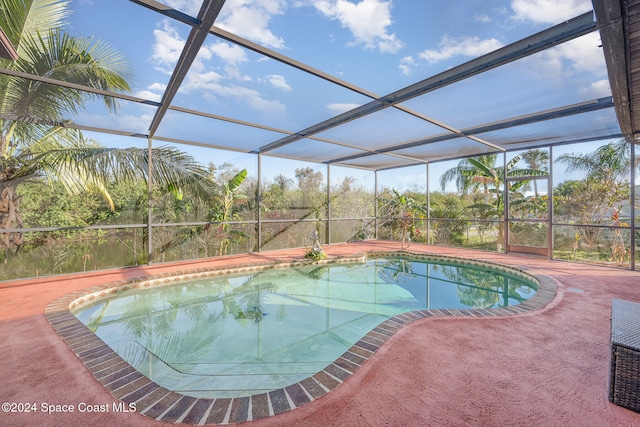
[440, 155, 500, 204]
[556, 140, 632, 224]
[0, 0, 213, 255]
[556, 140, 634, 262]
[273, 174, 293, 192]
[378, 188, 427, 249]
[440, 154, 546, 246]
[294, 167, 323, 194]
[521, 149, 549, 196]
[556, 140, 631, 186]
[207, 169, 248, 256]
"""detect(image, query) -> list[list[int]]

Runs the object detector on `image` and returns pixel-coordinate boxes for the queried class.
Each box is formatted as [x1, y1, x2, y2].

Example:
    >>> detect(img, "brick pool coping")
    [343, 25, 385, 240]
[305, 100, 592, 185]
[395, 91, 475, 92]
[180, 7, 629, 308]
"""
[44, 250, 557, 425]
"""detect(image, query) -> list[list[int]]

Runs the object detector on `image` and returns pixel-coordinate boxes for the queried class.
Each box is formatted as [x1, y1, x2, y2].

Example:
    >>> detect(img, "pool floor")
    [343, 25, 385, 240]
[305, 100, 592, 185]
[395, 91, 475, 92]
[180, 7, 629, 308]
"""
[72, 257, 538, 398]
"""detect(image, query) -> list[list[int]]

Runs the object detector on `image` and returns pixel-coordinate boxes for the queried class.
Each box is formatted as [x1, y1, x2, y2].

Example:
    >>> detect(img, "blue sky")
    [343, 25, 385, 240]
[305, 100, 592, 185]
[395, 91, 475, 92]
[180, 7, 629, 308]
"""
[66, 0, 614, 189]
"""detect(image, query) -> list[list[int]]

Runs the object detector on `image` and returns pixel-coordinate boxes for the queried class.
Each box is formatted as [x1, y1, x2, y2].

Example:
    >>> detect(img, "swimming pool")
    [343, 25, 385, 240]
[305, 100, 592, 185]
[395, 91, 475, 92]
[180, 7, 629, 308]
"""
[72, 254, 539, 399]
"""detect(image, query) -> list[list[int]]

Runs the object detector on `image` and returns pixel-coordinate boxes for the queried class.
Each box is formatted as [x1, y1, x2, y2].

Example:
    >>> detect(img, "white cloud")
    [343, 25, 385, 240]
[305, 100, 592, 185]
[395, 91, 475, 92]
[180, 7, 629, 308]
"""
[209, 41, 247, 66]
[399, 56, 416, 76]
[148, 82, 167, 91]
[474, 14, 491, 23]
[134, 83, 167, 101]
[183, 73, 287, 115]
[134, 90, 162, 102]
[580, 79, 611, 98]
[314, 0, 404, 53]
[511, 0, 591, 24]
[216, 85, 287, 114]
[528, 32, 606, 80]
[266, 74, 292, 91]
[185, 71, 224, 89]
[149, 20, 286, 115]
[398, 173, 426, 187]
[217, 0, 287, 49]
[517, 32, 608, 93]
[161, 1, 288, 50]
[150, 20, 185, 73]
[135, 82, 167, 102]
[418, 35, 504, 64]
[327, 103, 360, 114]
[547, 32, 606, 75]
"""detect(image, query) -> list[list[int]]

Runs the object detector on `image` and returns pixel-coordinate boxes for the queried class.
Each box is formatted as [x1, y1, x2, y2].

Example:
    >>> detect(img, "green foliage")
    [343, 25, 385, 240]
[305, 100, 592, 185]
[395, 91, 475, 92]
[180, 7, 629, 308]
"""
[19, 179, 109, 228]
[554, 141, 633, 260]
[304, 246, 326, 260]
[430, 199, 469, 245]
[377, 188, 427, 248]
[206, 169, 249, 256]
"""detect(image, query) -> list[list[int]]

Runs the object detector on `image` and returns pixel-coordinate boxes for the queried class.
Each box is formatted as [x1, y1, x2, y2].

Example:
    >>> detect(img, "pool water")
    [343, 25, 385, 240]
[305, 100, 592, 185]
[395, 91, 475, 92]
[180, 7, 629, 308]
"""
[74, 257, 537, 398]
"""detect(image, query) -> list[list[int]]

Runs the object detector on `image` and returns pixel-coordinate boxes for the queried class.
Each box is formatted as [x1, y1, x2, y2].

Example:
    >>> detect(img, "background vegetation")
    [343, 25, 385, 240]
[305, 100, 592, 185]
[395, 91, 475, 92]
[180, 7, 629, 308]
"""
[1, 1, 636, 280]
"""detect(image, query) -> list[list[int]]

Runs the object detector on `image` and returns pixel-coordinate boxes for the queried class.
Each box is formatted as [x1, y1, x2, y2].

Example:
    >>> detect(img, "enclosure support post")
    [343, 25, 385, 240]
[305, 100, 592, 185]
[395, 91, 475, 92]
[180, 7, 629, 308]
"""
[326, 164, 331, 245]
[147, 137, 153, 265]
[631, 141, 636, 270]
[549, 146, 554, 260]
[426, 163, 430, 245]
[257, 153, 262, 253]
[374, 171, 379, 240]
[503, 152, 508, 253]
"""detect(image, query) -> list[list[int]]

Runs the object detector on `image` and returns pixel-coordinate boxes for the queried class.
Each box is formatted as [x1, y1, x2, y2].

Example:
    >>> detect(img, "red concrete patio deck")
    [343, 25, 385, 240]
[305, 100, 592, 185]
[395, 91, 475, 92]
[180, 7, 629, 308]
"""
[1, 240, 639, 426]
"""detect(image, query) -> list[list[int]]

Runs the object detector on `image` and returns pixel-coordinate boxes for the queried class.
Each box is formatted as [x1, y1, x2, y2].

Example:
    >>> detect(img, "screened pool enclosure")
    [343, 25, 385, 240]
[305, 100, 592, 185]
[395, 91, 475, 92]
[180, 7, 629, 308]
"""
[1, 0, 640, 280]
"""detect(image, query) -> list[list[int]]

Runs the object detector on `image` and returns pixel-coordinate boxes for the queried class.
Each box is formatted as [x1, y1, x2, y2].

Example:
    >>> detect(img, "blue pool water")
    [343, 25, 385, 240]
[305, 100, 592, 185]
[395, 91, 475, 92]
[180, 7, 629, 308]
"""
[74, 256, 537, 398]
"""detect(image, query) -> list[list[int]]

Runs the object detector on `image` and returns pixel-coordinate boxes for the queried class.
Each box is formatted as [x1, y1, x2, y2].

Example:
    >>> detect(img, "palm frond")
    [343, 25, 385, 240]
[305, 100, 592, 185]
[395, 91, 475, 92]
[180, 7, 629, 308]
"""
[0, 0, 70, 54]
[506, 154, 522, 171]
[19, 139, 213, 210]
[468, 157, 496, 179]
[508, 168, 547, 178]
[6, 29, 130, 118]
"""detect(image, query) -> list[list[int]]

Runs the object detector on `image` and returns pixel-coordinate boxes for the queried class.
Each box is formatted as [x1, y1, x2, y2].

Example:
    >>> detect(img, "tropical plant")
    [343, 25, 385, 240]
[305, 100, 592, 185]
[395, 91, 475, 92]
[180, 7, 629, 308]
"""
[520, 149, 549, 196]
[556, 140, 633, 262]
[207, 169, 248, 256]
[304, 246, 326, 260]
[556, 140, 632, 184]
[430, 199, 469, 245]
[0, 0, 213, 256]
[378, 188, 427, 249]
[556, 140, 632, 221]
[439, 154, 546, 246]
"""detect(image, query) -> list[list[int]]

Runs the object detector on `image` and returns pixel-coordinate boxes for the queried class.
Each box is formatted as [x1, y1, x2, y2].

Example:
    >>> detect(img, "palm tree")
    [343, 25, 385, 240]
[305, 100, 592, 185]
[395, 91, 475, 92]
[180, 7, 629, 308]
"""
[556, 140, 631, 185]
[521, 149, 549, 196]
[207, 169, 248, 256]
[555, 139, 632, 224]
[0, 0, 213, 254]
[378, 189, 427, 249]
[439, 154, 500, 204]
[440, 154, 546, 246]
[556, 140, 634, 263]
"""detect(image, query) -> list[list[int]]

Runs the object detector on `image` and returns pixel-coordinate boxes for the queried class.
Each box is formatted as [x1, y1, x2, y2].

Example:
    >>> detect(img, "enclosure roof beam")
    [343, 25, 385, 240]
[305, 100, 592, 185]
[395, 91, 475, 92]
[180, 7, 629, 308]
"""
[209, 27, 503, 153]
[325, 97, 615, 165]
[146, 0, 227, 138]
[0, 113, 149, 138]
[129, 0, 200, 25]
[592, 0, 633, 140]
[0, 27, 18, 60]
[0, 67, 162, 106]
[256, 11, 597, 155]
[371, 131, 623, 173]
